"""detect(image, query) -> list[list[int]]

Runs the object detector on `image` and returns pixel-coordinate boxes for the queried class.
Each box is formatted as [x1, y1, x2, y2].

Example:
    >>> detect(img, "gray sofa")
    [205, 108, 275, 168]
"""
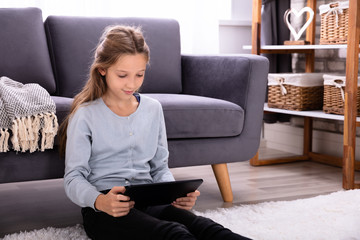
[0, 7, 269, 202]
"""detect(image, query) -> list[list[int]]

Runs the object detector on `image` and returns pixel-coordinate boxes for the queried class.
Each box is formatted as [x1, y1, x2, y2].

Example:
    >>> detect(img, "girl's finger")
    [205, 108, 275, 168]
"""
[116, 193, 131, 202]
[172, 202, 193, 210]
[187, 190, 200, 197]
[176, 196, 197, 203]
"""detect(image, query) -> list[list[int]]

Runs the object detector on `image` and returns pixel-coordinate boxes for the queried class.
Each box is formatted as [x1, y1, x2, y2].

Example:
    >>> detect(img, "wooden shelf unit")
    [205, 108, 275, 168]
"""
[250, 0, 360, 189]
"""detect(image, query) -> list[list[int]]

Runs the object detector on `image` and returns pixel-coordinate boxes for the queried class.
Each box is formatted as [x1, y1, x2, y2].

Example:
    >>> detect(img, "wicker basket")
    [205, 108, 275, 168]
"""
[319, 1, 349, 44]
[267, 73, 324, 111]
[323, 74, 360, 115]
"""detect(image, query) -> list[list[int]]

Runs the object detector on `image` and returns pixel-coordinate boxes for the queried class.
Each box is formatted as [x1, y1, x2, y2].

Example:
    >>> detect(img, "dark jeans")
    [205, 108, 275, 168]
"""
[81, 204, 252, 240]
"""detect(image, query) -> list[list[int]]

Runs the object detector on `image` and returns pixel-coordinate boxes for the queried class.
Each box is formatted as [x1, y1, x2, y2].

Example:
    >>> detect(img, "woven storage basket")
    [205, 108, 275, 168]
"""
[323, 74, 360, 115]
[319, 1, 349, 44]
[267, 73, 324, 111]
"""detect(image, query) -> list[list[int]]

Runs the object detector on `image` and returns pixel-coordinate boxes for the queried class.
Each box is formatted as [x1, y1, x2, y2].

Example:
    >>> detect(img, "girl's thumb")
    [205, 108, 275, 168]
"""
[110, 186, 126, 194]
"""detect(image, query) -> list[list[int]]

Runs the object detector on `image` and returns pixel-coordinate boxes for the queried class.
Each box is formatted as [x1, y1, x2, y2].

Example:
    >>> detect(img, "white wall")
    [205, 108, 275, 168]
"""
[264, 122, 360, 160]
[218, 0, 252, 54]
[2, 0, 229, 55]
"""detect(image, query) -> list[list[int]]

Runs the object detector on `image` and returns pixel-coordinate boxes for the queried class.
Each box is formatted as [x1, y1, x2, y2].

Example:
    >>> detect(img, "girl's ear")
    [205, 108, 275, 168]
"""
[98, 68, 106, 76]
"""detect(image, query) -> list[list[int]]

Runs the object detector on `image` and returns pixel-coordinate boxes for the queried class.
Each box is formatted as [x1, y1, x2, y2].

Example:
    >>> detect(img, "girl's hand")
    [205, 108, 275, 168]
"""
[172, 190, 200, 210]
[94, 186, 135, 217]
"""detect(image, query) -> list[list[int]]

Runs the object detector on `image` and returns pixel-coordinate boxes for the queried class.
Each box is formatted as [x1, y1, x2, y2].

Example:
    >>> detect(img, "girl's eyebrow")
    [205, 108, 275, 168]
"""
[115, 69, 146, 73]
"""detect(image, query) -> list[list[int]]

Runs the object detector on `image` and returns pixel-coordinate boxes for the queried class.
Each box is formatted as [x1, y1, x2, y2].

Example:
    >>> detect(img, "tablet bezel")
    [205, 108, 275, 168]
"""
[124, 179, 203, 207]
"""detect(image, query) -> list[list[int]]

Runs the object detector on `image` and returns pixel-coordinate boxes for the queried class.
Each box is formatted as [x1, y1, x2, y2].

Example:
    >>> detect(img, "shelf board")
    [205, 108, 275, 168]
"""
[243, 44, 350, 50]
[264, 103, 360, 122]
[219, 20, 251, 26]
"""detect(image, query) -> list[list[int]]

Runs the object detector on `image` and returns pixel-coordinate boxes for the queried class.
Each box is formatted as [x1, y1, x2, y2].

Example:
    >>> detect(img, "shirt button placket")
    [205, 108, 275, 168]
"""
[127, 117, 133, 168]
[128, 117, 133, 136]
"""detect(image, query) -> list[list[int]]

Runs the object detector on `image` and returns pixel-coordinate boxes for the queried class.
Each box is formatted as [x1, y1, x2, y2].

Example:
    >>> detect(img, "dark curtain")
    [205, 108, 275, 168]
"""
[261, 0, 292, 123]
[261, 0, 292, 73]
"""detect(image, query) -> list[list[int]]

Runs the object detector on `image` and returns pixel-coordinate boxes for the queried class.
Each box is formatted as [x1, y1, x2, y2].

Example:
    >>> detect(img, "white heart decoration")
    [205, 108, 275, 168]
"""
[284, 7, 314, 41]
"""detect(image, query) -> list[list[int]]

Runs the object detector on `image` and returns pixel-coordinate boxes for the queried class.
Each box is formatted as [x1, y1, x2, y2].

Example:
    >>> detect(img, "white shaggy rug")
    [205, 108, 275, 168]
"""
[1, 189, 360, 240]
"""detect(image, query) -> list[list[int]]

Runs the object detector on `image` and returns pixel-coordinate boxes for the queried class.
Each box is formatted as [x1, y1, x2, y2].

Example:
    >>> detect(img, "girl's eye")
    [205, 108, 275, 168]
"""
[137, 74, 144, 78]
[118, 75, 126, 78]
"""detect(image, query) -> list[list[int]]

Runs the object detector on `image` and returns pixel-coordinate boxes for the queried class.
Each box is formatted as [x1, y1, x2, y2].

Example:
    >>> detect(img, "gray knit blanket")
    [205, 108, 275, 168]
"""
[0, 77, 58, 153]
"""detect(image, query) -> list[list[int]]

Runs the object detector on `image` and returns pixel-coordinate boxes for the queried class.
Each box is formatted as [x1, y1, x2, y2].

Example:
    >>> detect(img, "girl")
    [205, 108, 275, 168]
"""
[60, 25, 250, 240]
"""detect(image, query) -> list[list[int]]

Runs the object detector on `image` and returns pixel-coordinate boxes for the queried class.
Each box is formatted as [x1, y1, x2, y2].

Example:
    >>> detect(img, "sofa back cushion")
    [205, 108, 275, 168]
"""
[45, 16, 182, 98]
[0, 8, 56, 94]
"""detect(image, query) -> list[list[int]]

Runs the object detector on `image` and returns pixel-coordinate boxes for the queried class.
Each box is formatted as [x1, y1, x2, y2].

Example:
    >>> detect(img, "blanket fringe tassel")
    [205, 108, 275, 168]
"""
[1, 112, 59, 153]
[0, 128, 10, 152]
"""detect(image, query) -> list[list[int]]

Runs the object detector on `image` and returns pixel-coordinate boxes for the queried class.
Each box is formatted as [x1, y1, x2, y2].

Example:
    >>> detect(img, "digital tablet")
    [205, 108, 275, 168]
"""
[124, 179, 203, 207]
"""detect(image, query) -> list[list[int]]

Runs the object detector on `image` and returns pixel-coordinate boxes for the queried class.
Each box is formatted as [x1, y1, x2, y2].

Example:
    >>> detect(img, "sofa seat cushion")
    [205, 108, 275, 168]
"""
[145, 94, 244, 139]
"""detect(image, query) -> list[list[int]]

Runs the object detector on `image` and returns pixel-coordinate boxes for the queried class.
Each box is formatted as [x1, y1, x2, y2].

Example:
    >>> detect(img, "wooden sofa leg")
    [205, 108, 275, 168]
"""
[211, 163, 233, 202]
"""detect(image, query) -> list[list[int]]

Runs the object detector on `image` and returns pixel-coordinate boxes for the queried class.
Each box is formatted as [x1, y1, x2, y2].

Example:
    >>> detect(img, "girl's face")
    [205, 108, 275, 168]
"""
[99, 54, 147, 101]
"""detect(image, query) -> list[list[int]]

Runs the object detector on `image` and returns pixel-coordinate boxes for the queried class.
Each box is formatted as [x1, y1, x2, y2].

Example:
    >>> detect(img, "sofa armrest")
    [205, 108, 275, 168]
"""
[181, 54, 269, 110]
[181, 54, 269, 155]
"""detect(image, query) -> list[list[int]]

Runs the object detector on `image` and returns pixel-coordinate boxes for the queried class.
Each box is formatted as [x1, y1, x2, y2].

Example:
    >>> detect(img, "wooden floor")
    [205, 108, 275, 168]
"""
[1, 147, 359, 237]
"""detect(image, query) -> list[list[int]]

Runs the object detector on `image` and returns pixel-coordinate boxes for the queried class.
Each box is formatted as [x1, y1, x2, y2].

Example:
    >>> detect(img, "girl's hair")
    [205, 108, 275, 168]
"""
[58, 25, 150, 157]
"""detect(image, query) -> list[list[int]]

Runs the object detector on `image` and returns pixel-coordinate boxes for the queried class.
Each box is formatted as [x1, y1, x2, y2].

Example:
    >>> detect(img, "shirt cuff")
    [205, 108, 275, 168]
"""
[84, 188, 102, 211]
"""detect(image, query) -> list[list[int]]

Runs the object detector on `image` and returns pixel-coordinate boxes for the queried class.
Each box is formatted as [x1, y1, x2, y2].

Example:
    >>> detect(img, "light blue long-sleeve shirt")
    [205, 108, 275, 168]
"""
[64, 94, 175, 209]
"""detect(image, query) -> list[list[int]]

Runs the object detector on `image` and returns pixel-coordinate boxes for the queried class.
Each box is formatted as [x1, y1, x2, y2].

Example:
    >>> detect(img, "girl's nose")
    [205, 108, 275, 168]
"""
[126, 77, 137, 88]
